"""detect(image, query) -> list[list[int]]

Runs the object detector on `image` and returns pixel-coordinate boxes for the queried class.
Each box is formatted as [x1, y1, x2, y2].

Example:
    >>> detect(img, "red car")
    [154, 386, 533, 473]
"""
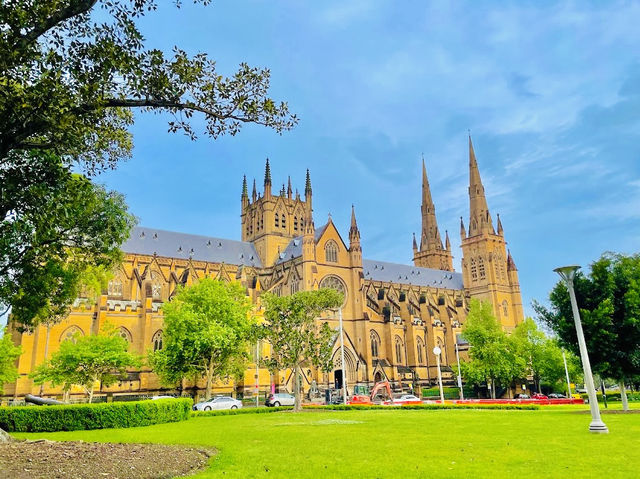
[532, 393, 548, 400]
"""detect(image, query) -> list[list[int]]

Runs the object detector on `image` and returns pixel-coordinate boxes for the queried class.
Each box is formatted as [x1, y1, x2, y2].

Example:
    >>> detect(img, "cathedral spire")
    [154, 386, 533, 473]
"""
[264, 158, 272, 197]
[349, 205, 361, 246]
[497, 213, 504, 236]
[412, 232, 418, 253]
[507, 249, 517, 271]
[468, 135, 493, 236]
[460, 216, 466, 240]
[445, 230, 451, 251]
[305, 169, 312, 197]
[419, 156, 443, 252]
[241, 175, 248, 197]
[252, 178, 257, 202]
[287, 176, 292, 199]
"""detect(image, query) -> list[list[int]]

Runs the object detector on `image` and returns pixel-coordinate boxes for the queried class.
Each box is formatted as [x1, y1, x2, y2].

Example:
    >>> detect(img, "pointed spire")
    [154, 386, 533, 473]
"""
[241, 175, 248, 197]
[264, 158, 272, 185]
[281, 183, 286, 196]
[419, 156, 443, 252]
[497, 213, 504, 235]
[507, 249, 517, 271]
[287, 176, 292, 199]
[460, 216, 466, 240]
[252, 178, 257, 202]
[468, 134, 493, 236]
[349, 204, 361, 246]
[445, 230, 451, 250]
[412, 232, 418, 252]
[305, 169, 312, 197]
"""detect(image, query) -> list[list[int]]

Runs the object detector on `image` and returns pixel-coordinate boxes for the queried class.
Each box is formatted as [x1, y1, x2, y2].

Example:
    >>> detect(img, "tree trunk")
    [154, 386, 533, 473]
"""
[491, 380, 496, 399]
[293, 365, 302, 412]
[205, 357, 214, 400]
[620, 382, 629, 411]
[63, 388, 70, 404]
[88, 385, 94, 403]
[39, 324, 51, 396]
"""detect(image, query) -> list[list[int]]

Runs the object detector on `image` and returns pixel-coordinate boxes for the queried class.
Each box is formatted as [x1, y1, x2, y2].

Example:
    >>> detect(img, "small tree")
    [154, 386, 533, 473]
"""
[459, 300, 526, 398]
[149, 278, 255, 400]
[261, 289, 343, 412]
[31, 324, 139, 402]
[0, 329, 22, 394]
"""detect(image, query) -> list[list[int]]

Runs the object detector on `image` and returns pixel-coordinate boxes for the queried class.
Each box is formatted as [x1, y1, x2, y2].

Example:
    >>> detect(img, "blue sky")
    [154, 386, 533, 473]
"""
[97, 1, 640, 317]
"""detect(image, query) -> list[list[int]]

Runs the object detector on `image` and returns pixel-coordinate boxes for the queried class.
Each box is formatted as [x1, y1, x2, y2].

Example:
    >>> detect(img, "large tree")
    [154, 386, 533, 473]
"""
[0, 329, 22, 394]
[261, 289, 343, 412]
[31, 324, 139, 402]
[0, 1, 297, 171]
[149, 278, 256, 400]
[535, 252, 640, 410]
[459, 300, 526, 398]
[1, 151, 135, 328]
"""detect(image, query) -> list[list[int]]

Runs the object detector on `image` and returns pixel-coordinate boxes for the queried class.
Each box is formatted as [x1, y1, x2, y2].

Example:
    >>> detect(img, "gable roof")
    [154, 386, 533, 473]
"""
[362, 259, 463, 290]
[121, 227, 263, 268]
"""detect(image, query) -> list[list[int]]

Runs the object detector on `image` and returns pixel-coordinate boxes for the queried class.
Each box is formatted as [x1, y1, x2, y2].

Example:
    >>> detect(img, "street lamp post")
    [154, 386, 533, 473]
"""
[338, 307, 348, 405]
[255, 341, 260, 408]
[433, 346, 445, 404]
[554, 265, 608, 434]
[562, 349, 572, 400]
[455, 342, 464, 400]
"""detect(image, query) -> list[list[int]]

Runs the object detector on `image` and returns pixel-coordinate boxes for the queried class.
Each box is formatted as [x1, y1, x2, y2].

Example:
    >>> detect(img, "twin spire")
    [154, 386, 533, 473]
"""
[243, 159, 313, 202]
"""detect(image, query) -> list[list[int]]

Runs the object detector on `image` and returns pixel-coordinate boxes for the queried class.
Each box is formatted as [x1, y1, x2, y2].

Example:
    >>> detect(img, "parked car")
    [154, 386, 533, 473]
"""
[391, 394, 423, 405]
[548, 393, 566, 399]
[265, 393, 295, 407]
[150, 395, 175, 400]
[531, 393, 548, 400]
[193, 396, 242, 411]
[514, 393, 530, 399]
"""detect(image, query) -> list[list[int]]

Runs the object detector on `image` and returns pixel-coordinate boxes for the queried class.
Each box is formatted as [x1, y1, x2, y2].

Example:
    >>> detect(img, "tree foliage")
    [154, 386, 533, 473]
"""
[0, 0, 298, 171]
[534, 252, 640, 385]
[459, 300, 526, 398]
[1, 151, 135, 328]
[31, 324, 139, 402]
[0, 329, 22, 394]
[149, 278, 256, 399]
[261, 289, 343, 411]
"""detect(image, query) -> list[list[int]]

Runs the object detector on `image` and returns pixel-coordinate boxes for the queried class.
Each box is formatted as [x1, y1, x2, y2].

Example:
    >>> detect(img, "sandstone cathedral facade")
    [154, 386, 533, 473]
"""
[4, 138, 524, 400]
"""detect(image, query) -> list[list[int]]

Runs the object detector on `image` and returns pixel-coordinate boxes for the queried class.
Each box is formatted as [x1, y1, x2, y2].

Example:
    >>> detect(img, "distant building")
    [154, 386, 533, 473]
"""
[5, 138, 524, 400]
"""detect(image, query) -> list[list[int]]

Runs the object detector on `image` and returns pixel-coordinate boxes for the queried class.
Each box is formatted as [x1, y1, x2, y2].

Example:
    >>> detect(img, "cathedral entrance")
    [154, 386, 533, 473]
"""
[334, 369, 343, 389]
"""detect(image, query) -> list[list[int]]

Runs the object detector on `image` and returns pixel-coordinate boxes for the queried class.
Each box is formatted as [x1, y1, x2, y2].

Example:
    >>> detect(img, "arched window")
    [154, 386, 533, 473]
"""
[325, 241, 338, 263]
[118, 327, 132, 343]
[151, 271, 162, 300]
[281, 213, 286, 228]
[417, 338, 424, 365]
[108, 277, 123, 296]
[275, 214, 279, 227]
[370, 330, 380, 358]
[395, 336, 403, 364]
[152, 330, 163, 351]
[291, 278, 300, 294]
[478, 257, 486, 279]
[502, 300, 509, 318]
[470, 258, 478, 281]
[60, 326, 84, 343]
[293, 216, 298, 231]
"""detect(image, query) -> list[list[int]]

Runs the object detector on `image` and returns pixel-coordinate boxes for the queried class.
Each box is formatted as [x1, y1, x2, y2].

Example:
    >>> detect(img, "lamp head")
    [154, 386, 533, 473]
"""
[553, 265, 581, 283]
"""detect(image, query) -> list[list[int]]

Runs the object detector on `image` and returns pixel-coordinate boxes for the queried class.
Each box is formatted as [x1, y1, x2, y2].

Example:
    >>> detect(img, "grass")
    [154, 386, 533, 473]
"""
[13, 403, 640, 478]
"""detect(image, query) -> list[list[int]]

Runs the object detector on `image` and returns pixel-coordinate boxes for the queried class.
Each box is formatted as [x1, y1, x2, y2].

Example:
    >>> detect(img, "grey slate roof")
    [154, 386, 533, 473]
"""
[121, 227, 263, 268]
[274, 223, 330, 264]
[362, 259, 463, 290]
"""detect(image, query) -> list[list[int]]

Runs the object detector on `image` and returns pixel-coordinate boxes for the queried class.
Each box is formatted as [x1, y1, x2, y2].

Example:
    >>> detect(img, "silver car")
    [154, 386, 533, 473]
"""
[193, 396, 243, 411]
[265, 393, 295, 407]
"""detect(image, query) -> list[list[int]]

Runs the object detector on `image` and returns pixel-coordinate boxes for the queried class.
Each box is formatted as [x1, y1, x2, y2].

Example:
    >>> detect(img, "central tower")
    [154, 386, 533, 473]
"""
[413, 158, 453, 271]
[241, 159, 312, 267]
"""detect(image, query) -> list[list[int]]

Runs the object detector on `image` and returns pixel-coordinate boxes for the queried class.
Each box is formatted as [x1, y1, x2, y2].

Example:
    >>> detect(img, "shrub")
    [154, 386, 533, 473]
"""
[0, 398, 192, 432]
[422, 387, 463, 399]
[580, 392, 640, 403]
[191, 406, 292, 417]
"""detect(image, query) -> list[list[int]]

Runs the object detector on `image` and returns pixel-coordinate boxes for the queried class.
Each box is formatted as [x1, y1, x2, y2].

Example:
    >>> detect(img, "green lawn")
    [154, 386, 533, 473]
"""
[13, 404, 640, 478]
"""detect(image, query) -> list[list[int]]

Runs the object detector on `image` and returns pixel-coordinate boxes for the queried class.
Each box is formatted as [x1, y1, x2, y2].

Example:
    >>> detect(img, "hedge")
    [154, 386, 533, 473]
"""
[0, 398, 192, 432]
[422, 386, 473, 400]
[581, 392, 640, 403]
[305, 403, 539, 411]
[192, 406, 293, 417]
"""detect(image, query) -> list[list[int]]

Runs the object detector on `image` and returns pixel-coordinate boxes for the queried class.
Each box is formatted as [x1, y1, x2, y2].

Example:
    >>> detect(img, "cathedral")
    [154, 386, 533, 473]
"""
[4, 137, 524, 400]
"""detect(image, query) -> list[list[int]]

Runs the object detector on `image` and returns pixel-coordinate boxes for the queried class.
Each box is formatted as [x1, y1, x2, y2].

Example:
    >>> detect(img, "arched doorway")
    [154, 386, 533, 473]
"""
[374, 371, 383, 383]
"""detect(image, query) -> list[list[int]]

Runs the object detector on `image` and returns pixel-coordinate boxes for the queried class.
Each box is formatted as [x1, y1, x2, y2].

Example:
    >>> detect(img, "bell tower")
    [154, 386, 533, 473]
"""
[460, 136, 524, 329]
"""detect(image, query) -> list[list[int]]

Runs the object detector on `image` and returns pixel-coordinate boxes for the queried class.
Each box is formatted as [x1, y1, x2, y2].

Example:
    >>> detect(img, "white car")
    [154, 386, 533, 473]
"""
[391, 394, 423, 405]
[193, 396, 243, 411]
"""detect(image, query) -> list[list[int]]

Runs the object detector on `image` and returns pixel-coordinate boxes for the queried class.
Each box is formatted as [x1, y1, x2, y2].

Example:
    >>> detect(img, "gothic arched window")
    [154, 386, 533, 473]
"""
[417, 337, 425, 365]
[119, 327, 132, 343]
[502, 300, 509, 318]
[325, 240, 338, 263]
[470, 258, 478, 281]
[274, 214, 279, 228]
[108, 277, 123, 296]
[370, 330, 380, 359]
[293, 216, 298, 231]
[150, 271, 162, 300]
[152, 330, 163, 351]
[281, 213, 286, 228]
[478, 257, 486, 279]
[60, 326, 84, 343]
[395, 336, 403, 364]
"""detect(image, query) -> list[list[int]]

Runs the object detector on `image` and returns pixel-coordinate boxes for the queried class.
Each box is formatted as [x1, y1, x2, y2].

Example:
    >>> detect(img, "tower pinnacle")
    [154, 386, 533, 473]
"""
[468, 135, 493, 236]
[264, 158, 272, 197]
